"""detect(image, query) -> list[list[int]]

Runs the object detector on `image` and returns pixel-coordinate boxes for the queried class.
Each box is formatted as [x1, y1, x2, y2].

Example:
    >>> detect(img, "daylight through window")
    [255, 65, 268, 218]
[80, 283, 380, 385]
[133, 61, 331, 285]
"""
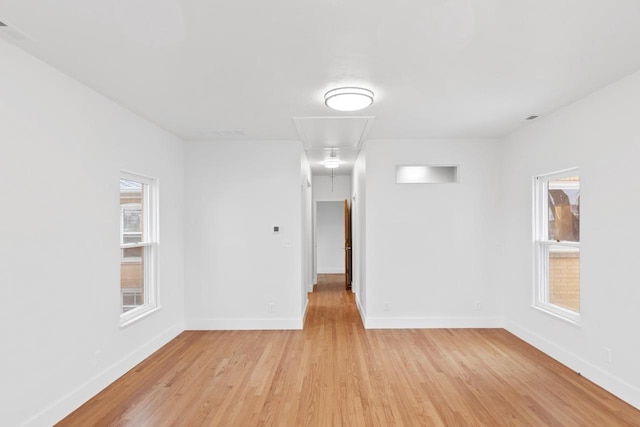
[534, 169, 580, 323]
[120, 172, 158, 324]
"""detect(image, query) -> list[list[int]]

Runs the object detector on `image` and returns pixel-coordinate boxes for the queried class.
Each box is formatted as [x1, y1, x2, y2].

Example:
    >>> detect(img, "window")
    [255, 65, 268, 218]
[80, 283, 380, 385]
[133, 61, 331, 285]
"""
[534, 168, 580, 323]
[120, 172, 158, 325]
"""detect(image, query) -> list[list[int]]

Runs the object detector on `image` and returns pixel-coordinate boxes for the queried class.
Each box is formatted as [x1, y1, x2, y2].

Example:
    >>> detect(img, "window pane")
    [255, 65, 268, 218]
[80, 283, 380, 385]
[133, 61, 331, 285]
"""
[122, 246, 142, 260]
[548, 245, 580, 312]
[121, 248, 145, 313]
[120, 179, 144, 244]
[548, 176, 579, 242]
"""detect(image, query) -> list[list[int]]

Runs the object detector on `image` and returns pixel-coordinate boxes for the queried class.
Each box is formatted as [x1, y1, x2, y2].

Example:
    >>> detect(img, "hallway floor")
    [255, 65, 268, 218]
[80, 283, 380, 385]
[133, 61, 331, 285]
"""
[58, 275, 640, 426]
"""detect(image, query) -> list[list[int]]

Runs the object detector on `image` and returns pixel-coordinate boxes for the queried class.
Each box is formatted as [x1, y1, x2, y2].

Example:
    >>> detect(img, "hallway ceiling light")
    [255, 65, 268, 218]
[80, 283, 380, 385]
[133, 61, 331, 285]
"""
[323, 157, 341, 168]
[324, 87, 374, 111]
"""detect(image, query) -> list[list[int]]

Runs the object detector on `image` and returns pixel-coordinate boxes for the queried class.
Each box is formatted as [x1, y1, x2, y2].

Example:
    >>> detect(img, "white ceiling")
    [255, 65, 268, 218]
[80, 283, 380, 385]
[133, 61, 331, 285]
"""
[2, 0, 640, 175]
[294, 116, 374, 172]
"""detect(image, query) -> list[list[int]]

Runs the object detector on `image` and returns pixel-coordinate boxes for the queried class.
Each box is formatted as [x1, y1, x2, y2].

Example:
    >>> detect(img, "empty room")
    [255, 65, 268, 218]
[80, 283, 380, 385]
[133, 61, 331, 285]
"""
[2, 1, 640, 426]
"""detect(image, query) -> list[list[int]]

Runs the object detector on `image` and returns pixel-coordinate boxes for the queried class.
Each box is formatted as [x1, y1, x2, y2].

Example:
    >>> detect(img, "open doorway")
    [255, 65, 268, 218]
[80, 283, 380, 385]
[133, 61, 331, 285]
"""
[311, 174, 353, 292]
[315, 200, 352, 291]
[316, 200, 344, 278]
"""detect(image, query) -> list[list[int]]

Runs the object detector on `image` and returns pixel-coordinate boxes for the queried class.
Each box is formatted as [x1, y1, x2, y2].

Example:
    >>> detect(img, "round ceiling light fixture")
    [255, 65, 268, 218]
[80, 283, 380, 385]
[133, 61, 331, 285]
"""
[323, 149, 341, 169]
[323, 157, 341, 169]
[324, 87, 374, 111]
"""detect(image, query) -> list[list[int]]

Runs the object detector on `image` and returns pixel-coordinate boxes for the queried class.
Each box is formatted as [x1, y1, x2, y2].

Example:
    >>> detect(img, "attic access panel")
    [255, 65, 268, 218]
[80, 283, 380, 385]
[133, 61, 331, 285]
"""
[293, 116, 375, 150]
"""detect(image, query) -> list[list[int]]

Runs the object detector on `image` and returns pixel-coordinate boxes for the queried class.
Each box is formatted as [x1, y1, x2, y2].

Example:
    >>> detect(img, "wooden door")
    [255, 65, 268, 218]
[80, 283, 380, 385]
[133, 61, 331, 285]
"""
[344, 199, 352, 290]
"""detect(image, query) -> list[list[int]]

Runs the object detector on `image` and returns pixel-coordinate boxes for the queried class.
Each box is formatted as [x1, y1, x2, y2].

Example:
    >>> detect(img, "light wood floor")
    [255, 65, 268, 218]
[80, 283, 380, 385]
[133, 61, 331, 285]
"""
[58, 276, 640, 426]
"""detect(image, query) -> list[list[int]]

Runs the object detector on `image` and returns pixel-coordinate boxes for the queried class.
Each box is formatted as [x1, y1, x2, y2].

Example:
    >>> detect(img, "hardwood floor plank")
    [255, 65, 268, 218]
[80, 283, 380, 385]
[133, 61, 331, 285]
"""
[57, 277, 640, 426]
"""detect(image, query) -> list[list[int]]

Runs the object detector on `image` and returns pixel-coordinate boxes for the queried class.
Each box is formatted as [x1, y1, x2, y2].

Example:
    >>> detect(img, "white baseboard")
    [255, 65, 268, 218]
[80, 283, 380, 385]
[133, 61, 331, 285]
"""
[307, 284, 314, 293]
[23, 322, 184, 427]
[186, 317, 303, 330]
[302, 298, 310, 325]
[355, 294, 367, 327]
[364, 316, 504, 329]
[505, 319, 640, 410]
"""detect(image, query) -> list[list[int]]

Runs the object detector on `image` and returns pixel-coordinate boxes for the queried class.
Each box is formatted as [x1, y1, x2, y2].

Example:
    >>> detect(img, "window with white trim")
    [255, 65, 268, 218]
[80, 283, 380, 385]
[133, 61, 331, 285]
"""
[120, 172, 158, 324]
[534, 168, 580, 323]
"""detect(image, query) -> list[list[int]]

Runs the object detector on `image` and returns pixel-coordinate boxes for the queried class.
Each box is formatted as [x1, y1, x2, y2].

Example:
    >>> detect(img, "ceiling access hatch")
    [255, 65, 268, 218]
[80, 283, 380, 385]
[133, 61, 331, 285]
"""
[293, 116, 375, 150]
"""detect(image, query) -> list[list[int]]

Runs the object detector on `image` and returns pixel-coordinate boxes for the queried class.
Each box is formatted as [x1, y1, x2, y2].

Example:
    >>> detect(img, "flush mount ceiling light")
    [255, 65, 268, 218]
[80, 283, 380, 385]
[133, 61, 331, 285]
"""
[323, 151, 341, 168]
[323, 157, 341, 168]
[324, 87, 374, 111]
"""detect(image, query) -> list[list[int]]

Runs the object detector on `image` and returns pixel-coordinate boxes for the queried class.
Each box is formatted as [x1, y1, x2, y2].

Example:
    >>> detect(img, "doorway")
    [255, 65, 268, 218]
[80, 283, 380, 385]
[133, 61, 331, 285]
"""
[316, 201, 344, 274]
[314, 200, 352, 291]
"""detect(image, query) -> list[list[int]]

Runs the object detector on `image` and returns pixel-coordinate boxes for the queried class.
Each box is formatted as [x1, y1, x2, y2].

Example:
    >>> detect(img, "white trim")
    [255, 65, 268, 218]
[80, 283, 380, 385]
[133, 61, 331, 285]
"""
[21, 322, 184, 427]
[185, 317, 304, 330]
[540, 241, 580, 249]
[121, 170, 156, 185]
[120, 242, 153, 249]
[531, 303, 581, 326]
[302, 298, 310, 326]
[505, 319, 640, 410]
[355, 294, 366, 327]
[549, 181, 579, 190]
[535, 167, 580, 182]
[363, 316, 504, 330]
[119, 306, 162, 329]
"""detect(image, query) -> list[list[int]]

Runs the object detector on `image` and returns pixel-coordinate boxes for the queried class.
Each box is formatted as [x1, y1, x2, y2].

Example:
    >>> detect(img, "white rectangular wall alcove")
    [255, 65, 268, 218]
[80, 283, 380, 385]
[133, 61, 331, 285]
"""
[396, 165, 459, 184]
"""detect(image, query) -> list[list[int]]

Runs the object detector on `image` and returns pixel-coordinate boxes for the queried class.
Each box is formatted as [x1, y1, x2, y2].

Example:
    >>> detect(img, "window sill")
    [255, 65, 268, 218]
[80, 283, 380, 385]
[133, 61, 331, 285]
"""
[120, 305, 161, 329]
[531, 303, 582, 327]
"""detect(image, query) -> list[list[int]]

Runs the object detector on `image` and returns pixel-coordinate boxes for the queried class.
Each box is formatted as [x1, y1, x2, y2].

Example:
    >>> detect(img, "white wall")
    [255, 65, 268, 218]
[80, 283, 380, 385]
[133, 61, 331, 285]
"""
[184, 140, 305, 330]
[313, 175, 351, 201]
[352, 147, 367, 318]
[499, 69, 640, 409]
[300, 153, 313, 306]
[0, 39, 185, 427]
[363, 139, 502, 328]
[316, 201, 345, 274]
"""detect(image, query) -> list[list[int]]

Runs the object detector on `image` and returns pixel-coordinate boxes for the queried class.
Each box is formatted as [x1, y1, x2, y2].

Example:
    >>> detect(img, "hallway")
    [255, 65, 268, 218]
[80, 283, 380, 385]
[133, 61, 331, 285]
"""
[58, 276, 640, 426]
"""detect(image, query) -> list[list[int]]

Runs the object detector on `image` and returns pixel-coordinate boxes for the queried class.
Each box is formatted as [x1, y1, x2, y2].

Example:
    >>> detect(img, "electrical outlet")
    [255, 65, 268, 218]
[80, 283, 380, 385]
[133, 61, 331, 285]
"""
[268, 303, 276, 313]
[384, 302, 391, 312]
[603, 347, 612, 364]
[475, 302, 482, 311]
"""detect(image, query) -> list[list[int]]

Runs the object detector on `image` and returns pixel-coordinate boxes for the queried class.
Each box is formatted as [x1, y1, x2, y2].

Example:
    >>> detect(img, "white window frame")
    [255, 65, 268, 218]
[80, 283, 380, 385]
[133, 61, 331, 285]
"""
[120, 171, 160, 327]
[533, 167, 581, 325]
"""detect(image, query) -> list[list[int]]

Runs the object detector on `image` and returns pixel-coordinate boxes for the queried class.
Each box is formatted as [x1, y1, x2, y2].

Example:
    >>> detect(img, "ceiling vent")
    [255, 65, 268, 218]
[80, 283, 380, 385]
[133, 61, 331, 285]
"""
[0, 20, 29, 41]
[526, 115, 539, 120]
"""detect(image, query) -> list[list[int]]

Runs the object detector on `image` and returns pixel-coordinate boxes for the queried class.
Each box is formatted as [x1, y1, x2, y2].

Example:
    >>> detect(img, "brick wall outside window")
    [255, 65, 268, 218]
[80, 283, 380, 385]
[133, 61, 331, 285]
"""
[549, 252, 580, 312]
